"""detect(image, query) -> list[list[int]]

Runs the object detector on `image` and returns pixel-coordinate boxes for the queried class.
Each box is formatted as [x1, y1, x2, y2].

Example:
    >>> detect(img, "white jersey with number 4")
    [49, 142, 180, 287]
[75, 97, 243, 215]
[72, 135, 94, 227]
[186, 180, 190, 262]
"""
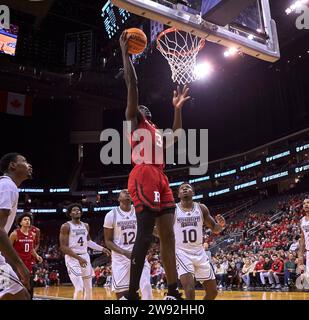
[67, 221, 88, 254]
[174, 202, 204, 253]
[104, 206, 136, 260]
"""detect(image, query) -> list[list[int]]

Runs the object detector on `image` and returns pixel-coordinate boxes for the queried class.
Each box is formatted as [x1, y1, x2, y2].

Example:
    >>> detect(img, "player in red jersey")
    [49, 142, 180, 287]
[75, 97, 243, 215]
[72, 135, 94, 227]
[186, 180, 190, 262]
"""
[10, 212, 42, 298]
[120, 31, 190, 300]
[10, 212, 43, 273]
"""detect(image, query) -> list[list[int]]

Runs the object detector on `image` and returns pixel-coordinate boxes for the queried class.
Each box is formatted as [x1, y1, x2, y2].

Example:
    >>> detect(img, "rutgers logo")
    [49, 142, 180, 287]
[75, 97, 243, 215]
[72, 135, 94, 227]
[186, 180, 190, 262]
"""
[154, 191, 160, 203]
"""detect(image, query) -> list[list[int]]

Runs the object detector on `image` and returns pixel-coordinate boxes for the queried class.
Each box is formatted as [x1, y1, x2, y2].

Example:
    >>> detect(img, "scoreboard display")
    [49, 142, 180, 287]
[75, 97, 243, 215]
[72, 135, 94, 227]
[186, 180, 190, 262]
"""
[101, 0, 131, 39]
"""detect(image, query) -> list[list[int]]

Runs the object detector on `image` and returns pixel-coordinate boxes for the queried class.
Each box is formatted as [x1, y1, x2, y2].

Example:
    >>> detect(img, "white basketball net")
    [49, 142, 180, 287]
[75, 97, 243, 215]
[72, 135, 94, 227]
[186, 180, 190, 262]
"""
[157, 28, 205, 85]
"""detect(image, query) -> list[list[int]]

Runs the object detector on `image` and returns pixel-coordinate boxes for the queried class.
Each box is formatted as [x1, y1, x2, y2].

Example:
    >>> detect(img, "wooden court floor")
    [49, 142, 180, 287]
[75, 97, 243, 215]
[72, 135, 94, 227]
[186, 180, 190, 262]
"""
[34, 286, 309, 300]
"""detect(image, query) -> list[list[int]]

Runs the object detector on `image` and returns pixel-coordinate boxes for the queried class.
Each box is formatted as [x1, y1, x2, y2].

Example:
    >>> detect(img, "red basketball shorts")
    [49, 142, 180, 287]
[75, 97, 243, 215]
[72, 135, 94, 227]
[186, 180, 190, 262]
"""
[128, 164, 176, 213]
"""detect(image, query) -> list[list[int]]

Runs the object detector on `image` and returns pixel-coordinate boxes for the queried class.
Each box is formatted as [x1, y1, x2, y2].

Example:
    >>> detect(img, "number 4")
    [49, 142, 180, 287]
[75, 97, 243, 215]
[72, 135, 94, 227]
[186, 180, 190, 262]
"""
[78, 237, 84, 246]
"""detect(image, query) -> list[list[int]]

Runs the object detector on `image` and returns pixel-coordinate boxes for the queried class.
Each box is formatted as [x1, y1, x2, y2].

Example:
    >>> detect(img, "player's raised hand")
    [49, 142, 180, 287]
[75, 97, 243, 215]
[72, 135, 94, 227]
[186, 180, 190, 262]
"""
[78, 257, 88, 268]
[120, 31, 129, 56]
[173, 85, 191, 109]
[215, 214, 226, 228]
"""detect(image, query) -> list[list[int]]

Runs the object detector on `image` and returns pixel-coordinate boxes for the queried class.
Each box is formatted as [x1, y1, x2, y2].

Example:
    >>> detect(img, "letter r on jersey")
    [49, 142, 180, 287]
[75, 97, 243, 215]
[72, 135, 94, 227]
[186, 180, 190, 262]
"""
[154, 191, 160, 203]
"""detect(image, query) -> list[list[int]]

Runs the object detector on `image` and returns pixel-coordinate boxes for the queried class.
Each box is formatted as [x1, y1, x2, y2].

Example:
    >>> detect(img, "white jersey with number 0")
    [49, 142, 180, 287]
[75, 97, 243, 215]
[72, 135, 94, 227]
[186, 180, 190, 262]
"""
[174, 202, 204, 253]
[103, 206, 136, 260]
[67, 221, 88, 254]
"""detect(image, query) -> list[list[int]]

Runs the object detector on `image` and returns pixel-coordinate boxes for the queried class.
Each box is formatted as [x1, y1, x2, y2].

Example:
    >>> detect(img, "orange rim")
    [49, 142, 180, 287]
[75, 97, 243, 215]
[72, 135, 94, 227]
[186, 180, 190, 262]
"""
[157, 27, 205, 57]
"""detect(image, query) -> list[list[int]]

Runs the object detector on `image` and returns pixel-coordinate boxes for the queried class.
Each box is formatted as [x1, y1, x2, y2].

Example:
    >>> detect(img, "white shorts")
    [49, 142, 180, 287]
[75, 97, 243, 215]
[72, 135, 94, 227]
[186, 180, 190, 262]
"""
[306, 251, 309, 275]
[65, 253, 94, 289]
[176, 249, 215, 282]
[0, 262, 24, 299]
[111, 255, 151, 293]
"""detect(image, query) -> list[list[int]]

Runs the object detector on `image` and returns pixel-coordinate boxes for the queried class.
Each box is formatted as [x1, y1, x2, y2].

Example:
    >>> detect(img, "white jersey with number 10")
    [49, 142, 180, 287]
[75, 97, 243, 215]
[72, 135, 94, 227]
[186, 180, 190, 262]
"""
[174, 202, 204, 253]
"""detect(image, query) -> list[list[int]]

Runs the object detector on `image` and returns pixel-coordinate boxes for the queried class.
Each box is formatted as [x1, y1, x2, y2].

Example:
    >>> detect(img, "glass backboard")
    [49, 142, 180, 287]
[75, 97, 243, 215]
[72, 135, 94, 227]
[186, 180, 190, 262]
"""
[111, 0, 280, 62]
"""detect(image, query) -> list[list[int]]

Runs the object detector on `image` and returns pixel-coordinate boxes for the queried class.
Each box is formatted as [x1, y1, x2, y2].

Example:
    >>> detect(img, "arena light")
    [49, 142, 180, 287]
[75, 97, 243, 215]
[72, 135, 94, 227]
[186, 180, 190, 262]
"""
[194, 62, 213, 79]
[19, 188, 44, 193]
[285, 0, 309, 15]
[98, 190, 109, 194]
[223, 47, 238, 58]
[112, 189, 122, 193]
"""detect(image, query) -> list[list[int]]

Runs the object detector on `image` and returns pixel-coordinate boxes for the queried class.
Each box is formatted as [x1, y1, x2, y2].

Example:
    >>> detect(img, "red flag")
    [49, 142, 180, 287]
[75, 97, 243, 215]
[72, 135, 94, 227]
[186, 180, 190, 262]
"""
[0, 91, 32, 116]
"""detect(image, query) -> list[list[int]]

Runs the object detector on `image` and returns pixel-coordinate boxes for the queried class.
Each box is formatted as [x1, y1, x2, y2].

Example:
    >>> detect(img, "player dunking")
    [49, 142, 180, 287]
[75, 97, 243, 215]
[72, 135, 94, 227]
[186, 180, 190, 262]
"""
[0, 153, 33, 300]
[104, 189, 153, 300]
[298, 198, 309, 276]
[175, 183, 225, 300]
[120, 31, 190, 300]
[59, 203, 110, 300]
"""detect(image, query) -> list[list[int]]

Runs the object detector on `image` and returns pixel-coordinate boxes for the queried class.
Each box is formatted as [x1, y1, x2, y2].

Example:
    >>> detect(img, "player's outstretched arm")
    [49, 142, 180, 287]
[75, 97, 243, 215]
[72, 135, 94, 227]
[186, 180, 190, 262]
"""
[120, 31, 139, 127]
[0, 210, 30, 289]
[199, 203, 226, 235]
[166, 85, 191, 148]
[172, 85, 190, 131]
[85, 223, 110, 255]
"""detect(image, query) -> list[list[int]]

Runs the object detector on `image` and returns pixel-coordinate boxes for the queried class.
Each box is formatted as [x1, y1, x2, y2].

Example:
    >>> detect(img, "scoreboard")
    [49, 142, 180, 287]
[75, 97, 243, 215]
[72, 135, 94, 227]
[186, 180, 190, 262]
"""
[101, 0, 131, 39]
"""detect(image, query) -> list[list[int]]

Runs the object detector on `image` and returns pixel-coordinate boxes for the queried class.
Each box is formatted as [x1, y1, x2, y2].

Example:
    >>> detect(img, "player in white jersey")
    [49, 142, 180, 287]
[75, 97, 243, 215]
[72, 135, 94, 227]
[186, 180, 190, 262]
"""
[298, 198, 309, 275]
[59, 203, 110, 300]
[0, 153, 32, 300]
[175, 183, 226, 300]
[104, 189, 153, 300]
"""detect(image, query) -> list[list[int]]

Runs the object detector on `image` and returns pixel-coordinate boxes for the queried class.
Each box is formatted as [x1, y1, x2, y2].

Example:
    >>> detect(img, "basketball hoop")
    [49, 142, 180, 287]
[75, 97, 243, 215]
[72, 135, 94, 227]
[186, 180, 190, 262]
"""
[157, 28, 205, 85]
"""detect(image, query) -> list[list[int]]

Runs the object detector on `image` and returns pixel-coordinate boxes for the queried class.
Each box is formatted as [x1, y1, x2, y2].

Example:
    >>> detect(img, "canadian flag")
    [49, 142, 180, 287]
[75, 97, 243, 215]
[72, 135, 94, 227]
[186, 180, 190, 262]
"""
[0, 91, 32, 116]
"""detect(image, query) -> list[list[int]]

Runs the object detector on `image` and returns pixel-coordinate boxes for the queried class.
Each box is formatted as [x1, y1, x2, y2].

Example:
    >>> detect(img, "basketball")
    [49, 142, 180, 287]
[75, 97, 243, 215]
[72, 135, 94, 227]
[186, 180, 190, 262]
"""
[126, 28, 147, 55]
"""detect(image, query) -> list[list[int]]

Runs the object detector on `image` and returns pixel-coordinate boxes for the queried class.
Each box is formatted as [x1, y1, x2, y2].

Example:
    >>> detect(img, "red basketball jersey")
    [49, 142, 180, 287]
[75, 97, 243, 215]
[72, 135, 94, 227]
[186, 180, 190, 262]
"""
[131, 116, 164, 170]
[13, 229, 35, 272]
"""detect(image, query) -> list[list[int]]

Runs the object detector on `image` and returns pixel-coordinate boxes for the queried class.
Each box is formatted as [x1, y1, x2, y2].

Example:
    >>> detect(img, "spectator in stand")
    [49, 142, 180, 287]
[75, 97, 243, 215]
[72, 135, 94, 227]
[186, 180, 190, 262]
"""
[241, 258, 255, 289]
[289, 236, 300, 252]
[226, 262, 239, 289]
[252, 255, 264, 287]
[260, 256, 274, 288]
[215, 262, 227, 289]
[284, 253, 296, 288]
[269, 254, 284, 289]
